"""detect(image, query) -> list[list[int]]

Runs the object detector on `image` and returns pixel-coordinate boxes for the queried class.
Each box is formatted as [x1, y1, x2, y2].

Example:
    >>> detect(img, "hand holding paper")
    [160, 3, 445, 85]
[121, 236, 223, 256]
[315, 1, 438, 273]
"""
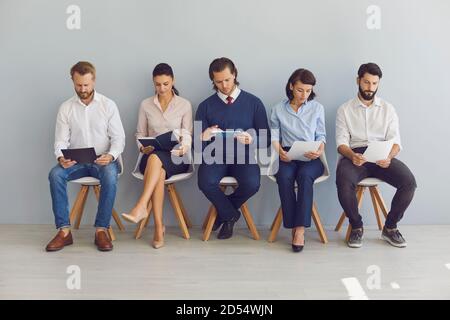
[363, 140, 394, 163]
[286, 141, 321, 161]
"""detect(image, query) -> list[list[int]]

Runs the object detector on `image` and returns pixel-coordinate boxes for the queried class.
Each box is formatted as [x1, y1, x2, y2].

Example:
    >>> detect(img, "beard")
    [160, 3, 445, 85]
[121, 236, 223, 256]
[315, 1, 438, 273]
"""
[76, 89, 94, 100]
[358, 85, 377, 101]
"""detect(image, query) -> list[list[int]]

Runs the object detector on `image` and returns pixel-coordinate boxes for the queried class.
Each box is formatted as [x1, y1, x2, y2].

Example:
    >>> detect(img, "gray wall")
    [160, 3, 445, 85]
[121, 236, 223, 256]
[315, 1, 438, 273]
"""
[1, 0, 449, 227]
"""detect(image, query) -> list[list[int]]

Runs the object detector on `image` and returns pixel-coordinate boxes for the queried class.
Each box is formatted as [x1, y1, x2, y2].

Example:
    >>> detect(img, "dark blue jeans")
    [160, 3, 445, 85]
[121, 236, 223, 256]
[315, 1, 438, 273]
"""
[48, 161, 119, 229]
[198, 163, 260, 222]
[275, 158, 324, 228]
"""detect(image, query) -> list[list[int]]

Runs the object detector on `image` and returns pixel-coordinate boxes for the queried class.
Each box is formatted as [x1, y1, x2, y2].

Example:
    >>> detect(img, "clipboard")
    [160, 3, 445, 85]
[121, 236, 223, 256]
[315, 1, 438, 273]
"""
[61, 147, 97, 164]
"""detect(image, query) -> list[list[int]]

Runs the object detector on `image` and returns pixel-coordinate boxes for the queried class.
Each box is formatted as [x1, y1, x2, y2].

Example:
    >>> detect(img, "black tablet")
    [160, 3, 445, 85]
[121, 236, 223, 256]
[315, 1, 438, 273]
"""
[61, 147, 97, 164]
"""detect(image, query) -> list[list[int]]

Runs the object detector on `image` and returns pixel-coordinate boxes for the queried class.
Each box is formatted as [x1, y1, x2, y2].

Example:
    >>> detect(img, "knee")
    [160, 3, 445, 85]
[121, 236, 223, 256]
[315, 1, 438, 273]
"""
[297, 171, 316, 184]
[48, 165, 64, 183]
[198, 177, 219, 193]
[401, 173, 417, 191]
[147, 153, 161, 165]
[99, 166, 118, 185]
[276, 171, 295, 185]
[239, 177, 260, 195]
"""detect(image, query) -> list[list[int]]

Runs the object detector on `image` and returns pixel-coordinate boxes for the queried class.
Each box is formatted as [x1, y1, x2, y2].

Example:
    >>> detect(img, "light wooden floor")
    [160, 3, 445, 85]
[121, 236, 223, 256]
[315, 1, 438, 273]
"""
[1, 224, 449, 299]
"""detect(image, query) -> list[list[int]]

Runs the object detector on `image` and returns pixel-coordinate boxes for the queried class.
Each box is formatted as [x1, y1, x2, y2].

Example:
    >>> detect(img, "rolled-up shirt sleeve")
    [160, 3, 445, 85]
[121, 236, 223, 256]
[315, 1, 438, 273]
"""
[54, 105, 70, 160]
[180, 102, 193, 148]
[135, 102, 148, 149]
[335, 105, 350, 148]
[269, 106, 280, 143]
[386, 106, 402, 150]
[107, 101, 126, 160]
[315, 104, 326, 143]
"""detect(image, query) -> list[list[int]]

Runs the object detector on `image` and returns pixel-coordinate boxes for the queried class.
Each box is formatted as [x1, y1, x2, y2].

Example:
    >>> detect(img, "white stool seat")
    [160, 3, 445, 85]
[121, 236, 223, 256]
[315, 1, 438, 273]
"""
[219, 176, 238, 185]
[132, 170, 194, 185]
[358, 177, 384, 187]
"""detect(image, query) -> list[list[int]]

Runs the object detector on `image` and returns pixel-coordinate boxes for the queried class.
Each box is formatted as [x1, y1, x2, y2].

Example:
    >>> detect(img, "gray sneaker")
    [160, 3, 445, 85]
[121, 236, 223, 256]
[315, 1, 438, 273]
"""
[348, 228, 363, 248]
[382, 226, 407, 248]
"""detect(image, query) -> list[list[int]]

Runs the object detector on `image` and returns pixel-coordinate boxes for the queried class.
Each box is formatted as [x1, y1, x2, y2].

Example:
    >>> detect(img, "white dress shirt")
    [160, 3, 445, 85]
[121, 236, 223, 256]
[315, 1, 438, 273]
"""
[217, 86, 241, 104]
[336, 96, 402, 150]
[54, 91, 126, 160]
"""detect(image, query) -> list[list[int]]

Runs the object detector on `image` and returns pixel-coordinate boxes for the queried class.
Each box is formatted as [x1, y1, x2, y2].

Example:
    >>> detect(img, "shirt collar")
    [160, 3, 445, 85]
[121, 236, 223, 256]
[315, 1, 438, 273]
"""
[284, 98, 309, 114]
[217, 86, 241, 103]
[153, 91, 177, 111]
[354, 95, 381, 108]
[76, 90, 100, 107]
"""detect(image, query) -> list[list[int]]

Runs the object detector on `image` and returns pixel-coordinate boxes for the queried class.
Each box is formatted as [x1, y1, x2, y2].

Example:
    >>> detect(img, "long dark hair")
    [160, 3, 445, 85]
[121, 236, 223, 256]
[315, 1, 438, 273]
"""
[152, 63, 179, 95]
[285, 68, 316, 101]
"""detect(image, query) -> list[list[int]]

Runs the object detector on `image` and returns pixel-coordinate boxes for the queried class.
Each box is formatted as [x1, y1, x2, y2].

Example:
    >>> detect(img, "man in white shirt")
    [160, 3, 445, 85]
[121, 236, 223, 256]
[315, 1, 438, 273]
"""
[335, 63, 416, 249]
[46, 61, 125, 252]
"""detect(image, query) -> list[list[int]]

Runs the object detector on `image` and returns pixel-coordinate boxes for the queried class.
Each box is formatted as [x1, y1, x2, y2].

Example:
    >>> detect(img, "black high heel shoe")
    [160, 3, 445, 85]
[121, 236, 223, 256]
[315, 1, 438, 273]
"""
[292, 228, 305, 252]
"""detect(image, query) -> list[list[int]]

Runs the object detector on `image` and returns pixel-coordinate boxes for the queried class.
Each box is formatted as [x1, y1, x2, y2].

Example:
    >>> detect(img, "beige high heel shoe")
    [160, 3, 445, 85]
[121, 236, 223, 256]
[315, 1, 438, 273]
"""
[121, 206, 148, 224]
[152, 225, 165, 249]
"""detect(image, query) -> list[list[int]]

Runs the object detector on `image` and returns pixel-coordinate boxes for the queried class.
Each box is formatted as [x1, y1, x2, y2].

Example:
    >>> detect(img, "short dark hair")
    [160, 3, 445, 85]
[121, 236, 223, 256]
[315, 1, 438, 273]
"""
[358, 62, 382, 79]
[208, 57, 239, 90]
[70, 61, 96, 79]
[152, 63, 179, 95]
[285, 68, 316, 101]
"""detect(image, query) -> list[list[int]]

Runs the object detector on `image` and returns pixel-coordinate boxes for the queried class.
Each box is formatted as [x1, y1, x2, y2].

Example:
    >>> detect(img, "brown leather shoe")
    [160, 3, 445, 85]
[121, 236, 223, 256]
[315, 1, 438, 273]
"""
[46, 230, 73, 252]
[94, 230, 113, 252]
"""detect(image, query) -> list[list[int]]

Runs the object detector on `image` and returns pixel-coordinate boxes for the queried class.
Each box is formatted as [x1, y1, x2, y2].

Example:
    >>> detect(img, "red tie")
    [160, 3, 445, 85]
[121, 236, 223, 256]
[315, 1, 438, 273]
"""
[226, 96, 233, 105]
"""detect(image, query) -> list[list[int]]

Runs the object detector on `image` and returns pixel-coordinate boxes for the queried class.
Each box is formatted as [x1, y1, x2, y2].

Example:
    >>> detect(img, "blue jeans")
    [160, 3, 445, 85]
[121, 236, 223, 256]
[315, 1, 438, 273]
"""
[48, 161, 119, 229]
[275, 158, 324, 228]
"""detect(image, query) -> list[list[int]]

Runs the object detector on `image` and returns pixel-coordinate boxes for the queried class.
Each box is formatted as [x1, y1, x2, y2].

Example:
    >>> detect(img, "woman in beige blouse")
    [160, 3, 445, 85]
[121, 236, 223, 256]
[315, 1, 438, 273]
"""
[122, 63, 193, 249]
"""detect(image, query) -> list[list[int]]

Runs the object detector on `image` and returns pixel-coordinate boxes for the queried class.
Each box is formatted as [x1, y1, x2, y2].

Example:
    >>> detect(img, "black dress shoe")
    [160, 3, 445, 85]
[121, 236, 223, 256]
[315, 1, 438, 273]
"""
[217, 213, 240, 240]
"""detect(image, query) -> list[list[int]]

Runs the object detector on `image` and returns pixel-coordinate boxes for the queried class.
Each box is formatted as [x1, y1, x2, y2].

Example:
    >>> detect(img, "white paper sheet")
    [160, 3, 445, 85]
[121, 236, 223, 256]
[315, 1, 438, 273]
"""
[363, 140, 394, 163]
[286, 141, 321, 161]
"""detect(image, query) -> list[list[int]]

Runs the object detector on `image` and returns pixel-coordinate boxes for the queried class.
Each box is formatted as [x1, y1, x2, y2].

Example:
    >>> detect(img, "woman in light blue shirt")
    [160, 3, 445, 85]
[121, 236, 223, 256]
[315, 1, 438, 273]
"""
[270, 69, 326, 252]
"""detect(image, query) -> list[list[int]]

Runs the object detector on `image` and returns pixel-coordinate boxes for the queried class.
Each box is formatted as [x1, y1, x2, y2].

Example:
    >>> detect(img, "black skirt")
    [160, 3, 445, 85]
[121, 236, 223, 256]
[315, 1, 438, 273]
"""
[139, 150, 189, 179]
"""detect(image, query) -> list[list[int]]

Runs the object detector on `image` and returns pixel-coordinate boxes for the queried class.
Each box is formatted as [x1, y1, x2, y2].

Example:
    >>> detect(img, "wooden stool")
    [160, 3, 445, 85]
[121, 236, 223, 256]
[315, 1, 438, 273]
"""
[201, 177, 260, 241]
[131, 153, 194, 240]
[268, 202, 328, 243]
[335, 178, 388, 241]
[266, 151, 330, 243]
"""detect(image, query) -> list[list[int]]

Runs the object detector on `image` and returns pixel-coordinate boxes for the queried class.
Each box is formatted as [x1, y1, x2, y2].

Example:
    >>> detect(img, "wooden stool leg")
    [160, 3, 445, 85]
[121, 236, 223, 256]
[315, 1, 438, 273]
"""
[167, 184, 190, 239]
[369, 186, 384, 230]
[74, 186, 89, 229]
[335, 212, 347, 231]
[69, 185, 87, 224]
[372, 186, 389, 218]
[312, 202, 328, 244]
[171, 184, 192, 228]
[93, 185, 125, 231]
[108, 226, 116, 241]
[241, 203, 260, 240]
[345, 224, 352, 242]
[135, 200, 153, 239]
[202, 205, 217, 241]
[268, 207, 283, 242]
[202, 205, 214, 230]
